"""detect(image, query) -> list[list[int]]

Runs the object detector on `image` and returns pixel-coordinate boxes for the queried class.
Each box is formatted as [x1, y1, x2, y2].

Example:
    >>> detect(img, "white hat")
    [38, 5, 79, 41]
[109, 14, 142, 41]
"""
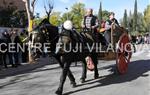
[63, 20, 73, 30]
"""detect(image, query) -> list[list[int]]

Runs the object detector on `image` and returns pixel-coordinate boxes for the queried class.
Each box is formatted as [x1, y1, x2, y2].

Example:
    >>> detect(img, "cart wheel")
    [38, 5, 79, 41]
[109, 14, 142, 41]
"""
[116, 33, 132, 74]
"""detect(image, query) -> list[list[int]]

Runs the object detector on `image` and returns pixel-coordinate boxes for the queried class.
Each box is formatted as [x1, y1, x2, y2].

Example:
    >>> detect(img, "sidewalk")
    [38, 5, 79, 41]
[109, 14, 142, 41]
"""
[0, 57, 59, 78]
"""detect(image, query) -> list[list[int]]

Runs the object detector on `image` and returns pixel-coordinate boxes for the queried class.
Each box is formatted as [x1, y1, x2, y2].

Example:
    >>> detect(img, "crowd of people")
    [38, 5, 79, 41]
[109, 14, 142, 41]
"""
[131, 34, 150, 45]
[0, 29, 28, 69]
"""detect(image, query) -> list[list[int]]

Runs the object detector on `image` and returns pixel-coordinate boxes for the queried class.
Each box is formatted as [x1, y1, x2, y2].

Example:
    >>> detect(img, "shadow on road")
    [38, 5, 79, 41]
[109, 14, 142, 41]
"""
[0, 57, 60, 79]
[64, 59, 150, 95]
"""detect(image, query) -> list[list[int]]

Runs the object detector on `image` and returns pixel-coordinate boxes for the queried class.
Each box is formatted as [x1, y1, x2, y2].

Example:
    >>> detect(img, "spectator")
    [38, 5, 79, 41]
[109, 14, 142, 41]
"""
[1, 30, 15, 68]
[20, 30, 28, 63]
[12, 30, 22, 66]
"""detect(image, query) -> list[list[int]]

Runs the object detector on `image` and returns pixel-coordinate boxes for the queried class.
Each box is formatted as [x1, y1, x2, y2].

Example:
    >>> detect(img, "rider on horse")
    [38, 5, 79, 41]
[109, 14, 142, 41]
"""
[81, 8, 100, 42]
[80, 8, 99, 82]
[104, 12, 120, 45]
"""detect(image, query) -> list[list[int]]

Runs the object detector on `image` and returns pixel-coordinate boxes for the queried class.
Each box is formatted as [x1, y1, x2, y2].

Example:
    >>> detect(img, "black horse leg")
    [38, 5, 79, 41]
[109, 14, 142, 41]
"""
[80, 59, 87, 83]
[55, 62, 72, 95]
[55, 55, 76, 86]
[91, 54, 99, 79]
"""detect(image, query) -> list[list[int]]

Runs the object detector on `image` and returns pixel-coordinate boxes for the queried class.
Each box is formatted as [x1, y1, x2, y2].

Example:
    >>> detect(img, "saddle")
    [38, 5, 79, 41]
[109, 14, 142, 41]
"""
[72, 29, 95, 43]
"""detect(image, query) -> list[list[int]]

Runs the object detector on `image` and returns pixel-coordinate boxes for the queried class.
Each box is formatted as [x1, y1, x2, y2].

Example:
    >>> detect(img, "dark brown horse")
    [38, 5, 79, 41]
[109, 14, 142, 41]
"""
[55, 26, 100, 95]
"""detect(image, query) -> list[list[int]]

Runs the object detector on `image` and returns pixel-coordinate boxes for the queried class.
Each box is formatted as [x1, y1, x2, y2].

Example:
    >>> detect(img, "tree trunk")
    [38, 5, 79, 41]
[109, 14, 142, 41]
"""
[24, 0, 34, 63]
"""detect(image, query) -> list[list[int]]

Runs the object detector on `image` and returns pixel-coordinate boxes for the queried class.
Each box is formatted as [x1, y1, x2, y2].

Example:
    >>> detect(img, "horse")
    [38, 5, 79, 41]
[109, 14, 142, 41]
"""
[30, 19, 81, 89]
[55, 20, 100, 95]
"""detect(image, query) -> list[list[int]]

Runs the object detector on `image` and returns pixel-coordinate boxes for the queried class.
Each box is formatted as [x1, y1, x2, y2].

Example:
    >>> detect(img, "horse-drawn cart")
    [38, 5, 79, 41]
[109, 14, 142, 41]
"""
[97, 23, 132, 74]
[30, 19, 133, 95]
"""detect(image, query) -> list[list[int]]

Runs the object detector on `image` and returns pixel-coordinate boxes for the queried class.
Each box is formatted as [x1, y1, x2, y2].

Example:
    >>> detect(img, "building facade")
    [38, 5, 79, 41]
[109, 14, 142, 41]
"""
[0, 0, 25, 11]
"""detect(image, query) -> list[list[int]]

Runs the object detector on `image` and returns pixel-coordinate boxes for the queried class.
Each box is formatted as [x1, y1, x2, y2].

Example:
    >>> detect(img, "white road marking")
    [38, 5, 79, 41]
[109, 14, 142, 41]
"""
[147, 53, 150, 57]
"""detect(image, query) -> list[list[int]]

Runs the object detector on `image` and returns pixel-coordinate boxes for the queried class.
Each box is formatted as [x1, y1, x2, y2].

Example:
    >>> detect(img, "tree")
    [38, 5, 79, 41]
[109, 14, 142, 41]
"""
[23, 0, 54, 63]
[50, 12, 61, 26]
[44, 0, 54, 20]
[23, 0, 37, 63]
[144, 5, 150, 32]
[102, 10, 110, 21]
[0, 6, 16, 27]
[133, 0, 138, 32]
[60, 3, 85, 30]
[33, 18, 43, 26]
[120, 10, 146, 35]
[123, 9, 128, 28]
[0, 1, 27, 27]
[128, 10, 133, 32]
[23, 0, 36, 32]
[61, 12, 73, 23]
[98, 2, 102, 27]
[71, 3, 85, 29]
[135, 13, 146, 34]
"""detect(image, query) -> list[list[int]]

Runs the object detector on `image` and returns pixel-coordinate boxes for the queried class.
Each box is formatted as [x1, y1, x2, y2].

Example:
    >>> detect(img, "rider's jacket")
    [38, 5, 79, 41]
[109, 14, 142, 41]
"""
[105, 18, 119, 32]
[82, 14, 99, 30]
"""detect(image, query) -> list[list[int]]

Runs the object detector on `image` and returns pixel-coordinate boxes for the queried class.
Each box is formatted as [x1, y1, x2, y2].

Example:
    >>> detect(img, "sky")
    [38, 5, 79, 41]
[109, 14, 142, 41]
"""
[35, 0, 149, 20]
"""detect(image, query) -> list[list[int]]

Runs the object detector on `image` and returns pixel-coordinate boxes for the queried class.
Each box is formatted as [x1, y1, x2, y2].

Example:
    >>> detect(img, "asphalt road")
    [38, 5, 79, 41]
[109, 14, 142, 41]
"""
[0, 45, 150, 95]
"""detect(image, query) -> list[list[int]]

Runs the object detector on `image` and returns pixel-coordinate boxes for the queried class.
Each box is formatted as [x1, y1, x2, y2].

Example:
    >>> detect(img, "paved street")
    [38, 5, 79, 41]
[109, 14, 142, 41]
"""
[0, 45, 150, 95]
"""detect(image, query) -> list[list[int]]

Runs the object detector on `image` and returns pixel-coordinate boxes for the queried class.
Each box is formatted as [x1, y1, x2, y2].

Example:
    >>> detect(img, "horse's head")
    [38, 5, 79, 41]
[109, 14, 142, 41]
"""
[110, 23, 129, 44]
[31, 19, 55, 43]
[111, 22, 127, 33]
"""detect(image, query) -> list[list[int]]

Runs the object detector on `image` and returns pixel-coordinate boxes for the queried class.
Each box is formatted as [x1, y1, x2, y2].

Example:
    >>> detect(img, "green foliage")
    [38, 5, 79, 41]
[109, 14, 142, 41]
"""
[144, 5, 150, 32]
[123, 9, 128, 28]
[48, 3, 85, 29]
[121, 11, 147, 34]
[120, 3, 149, 34]
[102, 10, 110, 21]
[137, 13, 146, 33]
[98, 2, 102, 23]
[69, 3, 86, 29]
[61, 12, 73, 23]
[33, 18, 43, 26]
[133, 0, 138, 31]
[50, 12, 61, 26]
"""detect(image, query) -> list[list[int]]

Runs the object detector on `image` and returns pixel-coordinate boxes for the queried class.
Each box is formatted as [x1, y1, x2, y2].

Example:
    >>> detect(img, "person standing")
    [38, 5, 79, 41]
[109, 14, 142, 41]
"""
[1, 30, 15, 68]
[20, 30, 28, 63]
[12, 30, 22, 66]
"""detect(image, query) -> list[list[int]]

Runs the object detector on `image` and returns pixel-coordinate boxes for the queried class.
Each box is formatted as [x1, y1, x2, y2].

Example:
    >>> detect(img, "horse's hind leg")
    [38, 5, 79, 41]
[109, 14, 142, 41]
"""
[91, 54, 99, 79]
[55, 62, 73, 95]
[80, 59, 87, 83]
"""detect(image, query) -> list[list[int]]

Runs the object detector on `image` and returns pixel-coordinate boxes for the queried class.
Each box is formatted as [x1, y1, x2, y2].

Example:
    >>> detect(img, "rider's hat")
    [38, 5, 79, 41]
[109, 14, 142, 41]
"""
[109, 12, 115, 16]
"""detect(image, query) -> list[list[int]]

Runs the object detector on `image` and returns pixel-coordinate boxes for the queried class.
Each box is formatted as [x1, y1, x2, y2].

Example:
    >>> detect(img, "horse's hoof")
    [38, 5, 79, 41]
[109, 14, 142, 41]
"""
[94, 75, 99, 79]
[55, 89, 62, 95]
[80, 78, 85, 83]
[71, 82, 76, 88]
